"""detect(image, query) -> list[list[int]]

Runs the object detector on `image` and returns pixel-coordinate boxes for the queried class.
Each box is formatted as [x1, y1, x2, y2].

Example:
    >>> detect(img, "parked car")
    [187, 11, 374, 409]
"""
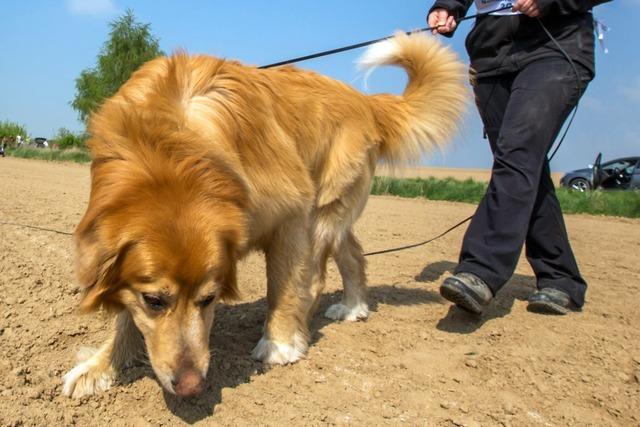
[29, 137, 49, 148]
[560, 153, 640, 191]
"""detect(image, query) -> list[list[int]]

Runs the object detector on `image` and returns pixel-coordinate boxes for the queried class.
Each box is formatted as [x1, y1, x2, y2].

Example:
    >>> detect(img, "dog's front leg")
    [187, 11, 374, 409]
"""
[63, 311, 143, 398]
[251, 217, 312, 365]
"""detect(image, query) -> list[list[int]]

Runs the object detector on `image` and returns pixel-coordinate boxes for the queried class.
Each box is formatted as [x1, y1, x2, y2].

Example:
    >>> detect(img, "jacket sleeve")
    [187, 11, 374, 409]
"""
[537, 0, 612, 16]
[428, 0, 474, 38]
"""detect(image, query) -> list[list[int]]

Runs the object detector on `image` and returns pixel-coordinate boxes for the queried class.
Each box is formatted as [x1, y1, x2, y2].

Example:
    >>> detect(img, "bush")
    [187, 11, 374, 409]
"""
[0, 120, 29, 147]
[52, 127, 88, 150]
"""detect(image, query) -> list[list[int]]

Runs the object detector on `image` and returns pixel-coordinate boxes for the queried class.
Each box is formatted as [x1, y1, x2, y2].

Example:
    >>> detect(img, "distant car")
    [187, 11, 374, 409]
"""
[560, 154, 640, 191]
[30, 137, 49, 148]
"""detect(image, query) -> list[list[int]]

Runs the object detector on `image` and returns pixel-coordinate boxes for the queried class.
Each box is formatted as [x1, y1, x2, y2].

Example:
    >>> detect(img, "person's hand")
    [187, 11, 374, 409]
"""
[427, 8, 457, 35]
[512, 0, 541, 17]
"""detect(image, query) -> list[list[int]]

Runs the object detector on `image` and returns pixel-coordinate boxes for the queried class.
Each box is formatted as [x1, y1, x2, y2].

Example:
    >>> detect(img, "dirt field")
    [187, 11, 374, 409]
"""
[1, 157, 639, 426]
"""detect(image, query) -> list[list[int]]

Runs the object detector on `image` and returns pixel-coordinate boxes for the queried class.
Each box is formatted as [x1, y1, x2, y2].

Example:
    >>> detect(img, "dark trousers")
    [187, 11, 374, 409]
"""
[455, 58, 592, 307]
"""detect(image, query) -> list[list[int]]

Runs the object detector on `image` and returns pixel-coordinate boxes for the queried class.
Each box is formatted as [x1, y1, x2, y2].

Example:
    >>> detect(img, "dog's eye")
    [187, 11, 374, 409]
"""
[142, 293, 166, 311]
[198, 295, 215, 308]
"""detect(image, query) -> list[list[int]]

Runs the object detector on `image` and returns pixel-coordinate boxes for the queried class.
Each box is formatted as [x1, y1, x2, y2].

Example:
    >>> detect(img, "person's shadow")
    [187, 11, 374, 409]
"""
[414, 260, 537, 334]
[115, 283, 443, 424]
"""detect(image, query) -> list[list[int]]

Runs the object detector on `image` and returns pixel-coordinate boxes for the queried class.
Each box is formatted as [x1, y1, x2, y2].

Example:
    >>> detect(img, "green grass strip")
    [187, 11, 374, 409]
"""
[6, 147, 91, 163]
[555, 188, 640, 218]
[372, 176, 640, 218]
[371, 176, 487, 204]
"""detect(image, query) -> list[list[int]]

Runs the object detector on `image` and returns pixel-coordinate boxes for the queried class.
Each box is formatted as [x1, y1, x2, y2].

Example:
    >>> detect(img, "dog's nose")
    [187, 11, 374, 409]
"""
[172, 369, 204, 398]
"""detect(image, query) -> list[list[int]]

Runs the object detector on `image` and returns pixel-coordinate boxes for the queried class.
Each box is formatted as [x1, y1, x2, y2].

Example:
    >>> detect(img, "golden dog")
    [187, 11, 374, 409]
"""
[62, 32, 466, 398]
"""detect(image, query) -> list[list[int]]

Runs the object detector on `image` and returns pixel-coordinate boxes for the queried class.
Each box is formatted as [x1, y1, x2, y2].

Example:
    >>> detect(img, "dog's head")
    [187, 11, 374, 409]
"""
[75, 148, 248, 398]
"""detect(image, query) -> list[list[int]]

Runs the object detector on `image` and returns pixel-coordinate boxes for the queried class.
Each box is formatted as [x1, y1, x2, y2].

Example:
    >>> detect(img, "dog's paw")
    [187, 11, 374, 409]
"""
[251, 332, 307, 365]
[62, 349, 114, 398]
[324, 302, 369, 321]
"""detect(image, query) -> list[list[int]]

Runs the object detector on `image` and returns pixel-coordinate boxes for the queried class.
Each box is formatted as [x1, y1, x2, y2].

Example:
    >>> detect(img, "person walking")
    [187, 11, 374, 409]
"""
[428, 0, 610, 315]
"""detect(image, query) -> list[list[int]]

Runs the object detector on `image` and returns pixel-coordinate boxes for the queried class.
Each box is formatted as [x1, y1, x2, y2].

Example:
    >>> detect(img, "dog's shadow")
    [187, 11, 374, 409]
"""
[116, 283, 442, 423]
[159, 299, 266, 423]
[119, 260, 536, 423]
[415, 260, 537, 334]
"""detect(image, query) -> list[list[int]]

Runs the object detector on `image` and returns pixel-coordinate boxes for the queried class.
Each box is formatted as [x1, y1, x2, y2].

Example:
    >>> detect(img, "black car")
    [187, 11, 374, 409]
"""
[560, 154, 640, 191]
[32, 137, 49, 148]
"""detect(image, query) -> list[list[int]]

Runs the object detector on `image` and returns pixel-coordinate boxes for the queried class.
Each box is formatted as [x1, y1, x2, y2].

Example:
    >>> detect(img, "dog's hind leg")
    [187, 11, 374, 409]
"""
[251, 216, 312, 365]
[62, 311, 143, 398]
[307, 237, 332, 321]
[325, 231, 369, 321]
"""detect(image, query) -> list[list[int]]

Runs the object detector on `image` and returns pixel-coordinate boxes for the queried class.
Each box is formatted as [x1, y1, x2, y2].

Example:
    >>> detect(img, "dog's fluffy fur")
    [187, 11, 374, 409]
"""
[63, 32, 467, 398]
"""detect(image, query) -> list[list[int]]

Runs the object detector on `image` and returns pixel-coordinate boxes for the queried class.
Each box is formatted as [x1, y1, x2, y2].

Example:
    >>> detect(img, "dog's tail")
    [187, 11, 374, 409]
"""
[359, 31, 467, 164]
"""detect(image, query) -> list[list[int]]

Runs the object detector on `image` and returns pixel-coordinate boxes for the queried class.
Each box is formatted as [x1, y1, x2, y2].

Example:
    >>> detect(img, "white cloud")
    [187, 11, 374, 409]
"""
[66, 0, 116, 16]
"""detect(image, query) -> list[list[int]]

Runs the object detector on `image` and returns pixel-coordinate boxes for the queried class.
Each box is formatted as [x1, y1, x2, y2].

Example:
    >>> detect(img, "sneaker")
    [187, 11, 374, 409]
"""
[527, 287, 576, 315]
[440, 272, 493, 315]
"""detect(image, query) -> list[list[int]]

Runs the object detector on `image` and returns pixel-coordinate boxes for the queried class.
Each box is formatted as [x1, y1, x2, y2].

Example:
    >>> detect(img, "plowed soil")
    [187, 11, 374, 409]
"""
[1, 157, 639, 426]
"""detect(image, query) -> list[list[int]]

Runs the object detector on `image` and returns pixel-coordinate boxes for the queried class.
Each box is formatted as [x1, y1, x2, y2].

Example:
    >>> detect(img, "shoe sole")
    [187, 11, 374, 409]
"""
[527, 300, 569, 315]
[440, 281, 484, 315]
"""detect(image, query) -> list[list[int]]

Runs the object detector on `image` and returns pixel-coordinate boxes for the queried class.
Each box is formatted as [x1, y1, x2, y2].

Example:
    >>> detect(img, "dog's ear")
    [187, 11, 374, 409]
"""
[216, 233, 240, 302]
[74, 217, 132, 313]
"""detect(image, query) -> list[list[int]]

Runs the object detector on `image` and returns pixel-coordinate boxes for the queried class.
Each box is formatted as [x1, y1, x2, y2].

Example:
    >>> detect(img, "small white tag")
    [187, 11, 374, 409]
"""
[475, 0, 520, 16]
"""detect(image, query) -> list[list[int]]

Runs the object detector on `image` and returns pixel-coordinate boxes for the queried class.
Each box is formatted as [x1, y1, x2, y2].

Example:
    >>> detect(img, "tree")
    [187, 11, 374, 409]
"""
[71, 9, 164, 123]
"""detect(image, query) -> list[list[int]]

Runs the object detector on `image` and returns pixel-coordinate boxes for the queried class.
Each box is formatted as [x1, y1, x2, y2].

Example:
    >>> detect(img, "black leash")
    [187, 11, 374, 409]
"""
[0, 215, 472, 256]
[0, 221, 73, 236]
[364, 214, 472, 257]
[259, 5, 513, 69]
[538, 18, 583, 162]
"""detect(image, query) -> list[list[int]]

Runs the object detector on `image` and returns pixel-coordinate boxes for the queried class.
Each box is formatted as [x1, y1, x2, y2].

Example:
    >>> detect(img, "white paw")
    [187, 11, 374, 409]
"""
[251, 332, 308, 365]
[75, 346, 98, 363]
[324, 302, 369, 321]
[62, 349, 114, 398]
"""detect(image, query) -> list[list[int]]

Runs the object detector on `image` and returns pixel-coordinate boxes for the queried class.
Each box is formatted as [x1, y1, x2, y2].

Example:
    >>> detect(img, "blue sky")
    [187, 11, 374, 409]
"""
[0, 0, 636, 171]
